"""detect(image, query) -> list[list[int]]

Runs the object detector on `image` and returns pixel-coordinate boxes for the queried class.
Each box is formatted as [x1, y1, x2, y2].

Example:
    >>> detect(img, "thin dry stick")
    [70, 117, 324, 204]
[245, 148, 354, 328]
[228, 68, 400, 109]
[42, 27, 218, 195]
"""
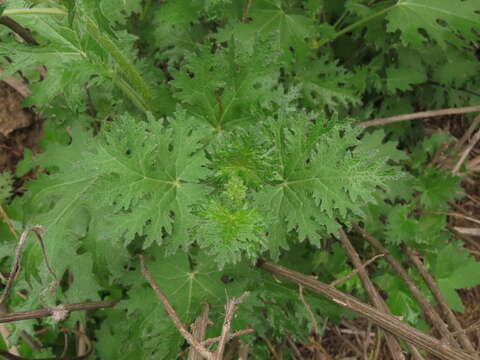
[261, 337, 280, 360]
[138, 255, 213, 360]
[466, 154, 480, 170]
[188, 304, 211, 360]
[0, 323, 19, 356]
[334, 326, 363, 358]
[352, 224, 457, 347]
[453, 121, 480, 174]
[0, 300, 118, 324]
[434, 211, 480, 226]
[214, 292, 250, 359]
[451, 320, 480, 337]
[453, 116, 480, 154]
[285, 331, 303, 359]
[0, 226, 58, 305]
[257, 260, 476, 360]
[299, 285, 319, 335]
[201, 329, 254, 346]
[448, 225, 480, 252]
[404, 245, 477, 355]
[330, 254, 384, 287]
[358, 105, 480, 128]
[337, 229, 415, 360]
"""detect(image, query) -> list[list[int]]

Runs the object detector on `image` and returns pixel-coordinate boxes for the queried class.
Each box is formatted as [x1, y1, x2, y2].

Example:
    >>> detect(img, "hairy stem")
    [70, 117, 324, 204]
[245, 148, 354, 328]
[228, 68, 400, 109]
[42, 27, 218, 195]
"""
[3, 8, 67, 16]
[85, 17, 153, 111]
[315, 4, 396, 48]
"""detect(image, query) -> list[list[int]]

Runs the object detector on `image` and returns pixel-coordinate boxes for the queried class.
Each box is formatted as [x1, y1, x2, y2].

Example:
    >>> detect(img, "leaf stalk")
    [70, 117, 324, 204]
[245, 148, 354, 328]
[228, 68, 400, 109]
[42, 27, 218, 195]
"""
[314, 4, 397, 48]
[3, 8, 67, 16]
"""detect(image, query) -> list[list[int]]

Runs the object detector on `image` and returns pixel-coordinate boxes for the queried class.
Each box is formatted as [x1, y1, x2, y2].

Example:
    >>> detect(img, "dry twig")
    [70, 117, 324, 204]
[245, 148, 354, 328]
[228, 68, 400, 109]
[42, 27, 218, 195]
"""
[337, 228, 416, 360]
[299, 285, 319, 335]
[257, 259, 475, 360]
[0, 300, 118, 324]
[0, 226, 58, 306]
[358, 105, 480, 128]
[352, 224, 457, 347]
[188, 304, 211, 360]
[139, 254, 252, 360]
[453, 118, 480, 174]
[329, 254, 384, 288]
[404, 245, 476, 354]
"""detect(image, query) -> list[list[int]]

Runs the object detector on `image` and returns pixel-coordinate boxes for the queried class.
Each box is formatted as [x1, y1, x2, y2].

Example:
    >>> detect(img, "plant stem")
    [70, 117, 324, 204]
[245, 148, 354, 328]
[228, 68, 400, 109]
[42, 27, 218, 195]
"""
[86, 17, 153, 111]
[140, 0, 152, 21]
[114, 77, 149, 113]
[3, 8, 67, 16]
[315, 4, 396, 48]
[333, 9, 349, 29]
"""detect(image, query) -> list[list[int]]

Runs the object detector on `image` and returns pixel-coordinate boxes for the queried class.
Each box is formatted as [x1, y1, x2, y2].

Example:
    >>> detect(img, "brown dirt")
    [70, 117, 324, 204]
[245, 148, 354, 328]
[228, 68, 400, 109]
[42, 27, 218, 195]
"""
[0, 81, 42, 178]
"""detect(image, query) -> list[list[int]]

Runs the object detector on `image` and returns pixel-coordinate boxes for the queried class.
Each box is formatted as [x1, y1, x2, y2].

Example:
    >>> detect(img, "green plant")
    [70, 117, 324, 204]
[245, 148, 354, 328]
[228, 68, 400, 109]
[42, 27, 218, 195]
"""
[0, 0, 480, 358]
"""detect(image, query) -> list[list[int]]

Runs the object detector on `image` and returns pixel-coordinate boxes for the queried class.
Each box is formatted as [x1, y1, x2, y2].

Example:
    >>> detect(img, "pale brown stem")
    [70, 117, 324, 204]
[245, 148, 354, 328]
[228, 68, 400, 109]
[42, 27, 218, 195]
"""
[257, 259, 475, 360]
[0, 300, 118, 324]
[299, 285, 319, 335]
[453, 120, 480, 174]
[0, 226, 58, 305]
[352, 224, 457, 347]
[330, 254, 384, 287]
[138, 255, 213, 360]
[337, 228, 414, 360]
[404, 245, 477, 355]
[202, 329, 254, 346]
[453, 116, 480, 154]
[214, 292, 250, 359]
[188, 304, 211, 360]
[358, 105, 480, 128]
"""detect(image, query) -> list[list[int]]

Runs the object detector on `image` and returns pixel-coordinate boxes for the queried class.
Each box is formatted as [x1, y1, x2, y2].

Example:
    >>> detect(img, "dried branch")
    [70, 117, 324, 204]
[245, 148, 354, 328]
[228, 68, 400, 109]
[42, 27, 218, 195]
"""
[453, 115, 480, 154]
[139, 254, 251, 360]
[139, 254, 213, 360]
[215, 292, 250, 359]
[453, 117, 480, 174]
[404, 245, 476, 354]
[449, 225, 480, 251]
[337, 228, 416, 360]
[285, 331, 303, 359]
[0, 300, 118, 324]
[358, 105, 480, 128]
[202, 329, 254, 346]
[352, 224, 456, 346]
[299, 285, 319, 335]
[257, 259, 476, 360]
[188, 304, 211, 360]
[0, 226, 58, 305]
[330, 254, 384, 288]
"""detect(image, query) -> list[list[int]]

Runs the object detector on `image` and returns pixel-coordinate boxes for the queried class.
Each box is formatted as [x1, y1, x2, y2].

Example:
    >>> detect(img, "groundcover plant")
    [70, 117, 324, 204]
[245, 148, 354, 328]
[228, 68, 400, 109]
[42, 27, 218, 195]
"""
[0, 0, 480, 358]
